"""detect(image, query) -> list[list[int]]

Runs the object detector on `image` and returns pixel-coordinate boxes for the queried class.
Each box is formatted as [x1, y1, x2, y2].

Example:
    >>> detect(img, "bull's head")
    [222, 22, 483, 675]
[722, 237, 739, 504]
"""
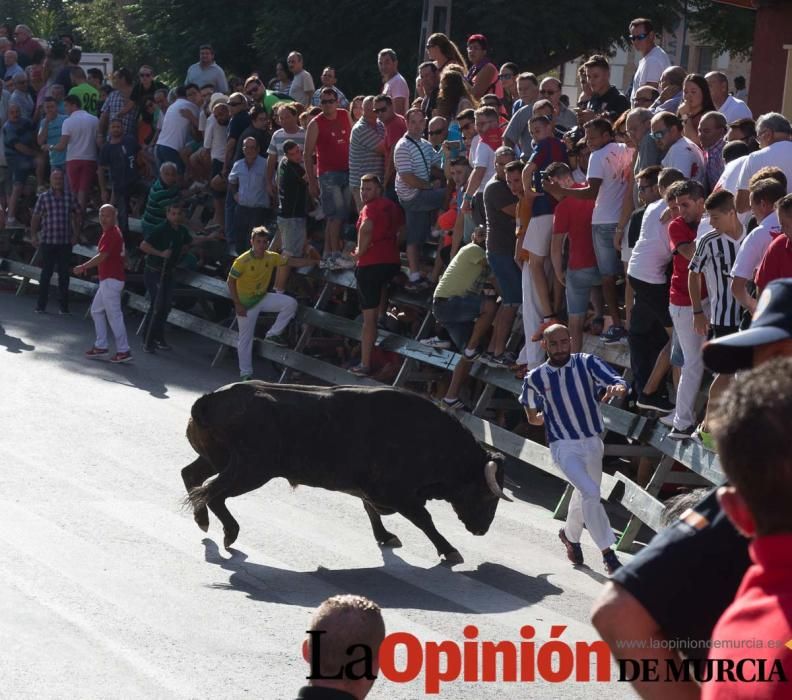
[451, 452, 511, 536]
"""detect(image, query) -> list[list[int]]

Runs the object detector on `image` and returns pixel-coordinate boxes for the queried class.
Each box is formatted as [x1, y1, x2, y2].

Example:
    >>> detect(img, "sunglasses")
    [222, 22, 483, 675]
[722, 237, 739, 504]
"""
[498, 73, 514, 80]
[428, 128, 444, 136]
[229, 101, 243, 107]
[650, 129, 668, 140]
[374, 106, 388, 113]
[628, 32, 649, 42]
[320, 98, 337, 105]
[245, 90, 258, 96]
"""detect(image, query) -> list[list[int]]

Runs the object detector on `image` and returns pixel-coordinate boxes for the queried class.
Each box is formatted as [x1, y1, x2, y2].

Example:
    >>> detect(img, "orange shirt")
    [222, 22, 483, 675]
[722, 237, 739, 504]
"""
[515, 196, 532, 262]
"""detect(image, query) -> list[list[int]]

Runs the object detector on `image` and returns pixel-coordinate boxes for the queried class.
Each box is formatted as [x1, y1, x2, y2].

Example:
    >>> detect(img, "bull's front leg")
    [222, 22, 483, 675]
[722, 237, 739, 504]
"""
[399, 505, 463, 565]
[181, 455, 218, 531]
[363, 501, 402, 548]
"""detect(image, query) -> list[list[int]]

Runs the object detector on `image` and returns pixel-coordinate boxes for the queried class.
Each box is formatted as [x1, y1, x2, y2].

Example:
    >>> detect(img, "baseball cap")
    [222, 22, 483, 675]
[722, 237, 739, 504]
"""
[209, 93, 229, 111]
[703, 278, 792, 373]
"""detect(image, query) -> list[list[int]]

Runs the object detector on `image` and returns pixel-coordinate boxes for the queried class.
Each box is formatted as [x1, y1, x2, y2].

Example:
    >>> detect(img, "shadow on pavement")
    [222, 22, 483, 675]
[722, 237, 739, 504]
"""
[0, 322, 35, 353]
[201, 538, 563, 613]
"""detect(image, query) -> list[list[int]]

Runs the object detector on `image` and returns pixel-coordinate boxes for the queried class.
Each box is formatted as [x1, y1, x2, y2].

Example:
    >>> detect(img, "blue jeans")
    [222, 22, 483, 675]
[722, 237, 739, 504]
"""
[400, 188, 446, 245]
[486, 252, 522, 306]
[432, 294, 482, 351]
[566, 266, 601, 315]
[155, 145, 185, 174]
[319, 171, 350, 221]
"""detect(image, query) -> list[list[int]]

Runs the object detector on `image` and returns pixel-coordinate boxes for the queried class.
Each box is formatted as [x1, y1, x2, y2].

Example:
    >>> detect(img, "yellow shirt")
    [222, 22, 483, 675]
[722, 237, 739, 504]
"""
[228, 249, 287, 308]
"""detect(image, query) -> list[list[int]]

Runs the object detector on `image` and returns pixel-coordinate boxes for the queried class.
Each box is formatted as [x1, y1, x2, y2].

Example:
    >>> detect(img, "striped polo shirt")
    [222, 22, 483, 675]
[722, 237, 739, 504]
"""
[349, 118, 385, 189]
[520, 353, 627, 443]
[688, 228, 746, 327]
[394, 134, 441, 201]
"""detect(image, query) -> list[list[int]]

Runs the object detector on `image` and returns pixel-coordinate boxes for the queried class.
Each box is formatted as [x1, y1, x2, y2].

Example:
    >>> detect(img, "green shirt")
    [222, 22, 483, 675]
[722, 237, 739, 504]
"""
[144, 221, 192, 272]
[434, 242, 489, 299]
[142, 178, 181, 234]
[68, 83, 100, 117]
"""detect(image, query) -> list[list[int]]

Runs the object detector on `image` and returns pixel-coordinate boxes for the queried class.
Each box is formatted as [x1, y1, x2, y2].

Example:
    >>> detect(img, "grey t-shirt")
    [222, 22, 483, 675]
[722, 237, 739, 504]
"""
[483, 178, 518, 256]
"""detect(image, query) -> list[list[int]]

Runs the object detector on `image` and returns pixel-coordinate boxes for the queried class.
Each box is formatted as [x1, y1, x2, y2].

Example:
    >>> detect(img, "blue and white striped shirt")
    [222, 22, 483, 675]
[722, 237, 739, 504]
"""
[519, 354, 627, 443]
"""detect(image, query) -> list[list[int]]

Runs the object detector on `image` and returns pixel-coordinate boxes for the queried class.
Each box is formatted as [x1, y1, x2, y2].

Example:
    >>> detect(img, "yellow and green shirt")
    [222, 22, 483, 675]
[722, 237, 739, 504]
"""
[228, 249, 287, 308]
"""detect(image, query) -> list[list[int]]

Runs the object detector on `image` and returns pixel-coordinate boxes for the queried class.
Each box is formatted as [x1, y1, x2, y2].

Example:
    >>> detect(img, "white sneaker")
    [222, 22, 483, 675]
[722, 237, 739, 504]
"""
[420, 336, 452, 349]
[659, 414, 676, 428]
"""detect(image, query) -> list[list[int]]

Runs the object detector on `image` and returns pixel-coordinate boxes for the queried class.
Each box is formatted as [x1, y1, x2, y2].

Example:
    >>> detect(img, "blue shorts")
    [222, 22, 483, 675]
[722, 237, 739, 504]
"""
[487, 252, 522, 306]
[591, 223, 622, 277]
[432, 294, 482, 351]
[6, 154, 33, 185]
[319, 171, 350, 222]
[566, 266, 601, 316]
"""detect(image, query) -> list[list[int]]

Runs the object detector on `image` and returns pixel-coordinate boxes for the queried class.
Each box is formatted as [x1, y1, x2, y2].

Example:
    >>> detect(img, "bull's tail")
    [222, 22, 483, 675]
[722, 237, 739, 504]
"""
[183, 451, 239, 510]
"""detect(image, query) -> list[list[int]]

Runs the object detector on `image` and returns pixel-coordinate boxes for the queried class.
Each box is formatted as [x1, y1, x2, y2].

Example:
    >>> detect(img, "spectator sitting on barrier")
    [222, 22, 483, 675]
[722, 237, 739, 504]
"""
[297, 594, 386, 700]
[228, 226, 316, 381]
[141, 161, 181, 235]
[350, 174, 404, 376]
[75, 204, 132, 364]
[434, 226, 498, 410]
[700, 358, 792, 698]
[139, 200, 192, 353]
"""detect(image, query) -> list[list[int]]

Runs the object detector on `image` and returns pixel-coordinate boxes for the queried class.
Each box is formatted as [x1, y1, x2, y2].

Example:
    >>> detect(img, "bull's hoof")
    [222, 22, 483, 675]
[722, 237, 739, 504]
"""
[194, 508, 210, 532]
[223, 526, 239, 550]
[442, 550, 464, 565]
[380, 535, 402, 548]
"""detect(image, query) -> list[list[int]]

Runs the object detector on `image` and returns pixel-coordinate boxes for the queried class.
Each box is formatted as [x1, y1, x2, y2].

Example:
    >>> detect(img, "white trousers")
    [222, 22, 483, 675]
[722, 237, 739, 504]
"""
[517, 256, 552, 368]
[669, 303, 707, 430]
[236, 293, 298, 375]
[90, 278, 129, 352]
[551, 436, 616, 550]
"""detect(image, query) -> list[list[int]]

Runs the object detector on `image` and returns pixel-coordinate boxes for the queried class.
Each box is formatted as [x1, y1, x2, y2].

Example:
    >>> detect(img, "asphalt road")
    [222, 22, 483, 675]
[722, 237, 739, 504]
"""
[0, 287, 635, 699]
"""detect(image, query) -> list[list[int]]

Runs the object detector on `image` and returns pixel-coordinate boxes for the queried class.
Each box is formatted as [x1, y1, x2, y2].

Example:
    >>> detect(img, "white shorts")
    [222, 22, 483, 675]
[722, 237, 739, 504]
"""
[521, 214, 554, 257]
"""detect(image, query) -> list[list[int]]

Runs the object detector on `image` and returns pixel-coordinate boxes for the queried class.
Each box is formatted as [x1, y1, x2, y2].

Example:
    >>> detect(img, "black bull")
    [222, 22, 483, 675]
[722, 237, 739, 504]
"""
[182, 382, 512, 564]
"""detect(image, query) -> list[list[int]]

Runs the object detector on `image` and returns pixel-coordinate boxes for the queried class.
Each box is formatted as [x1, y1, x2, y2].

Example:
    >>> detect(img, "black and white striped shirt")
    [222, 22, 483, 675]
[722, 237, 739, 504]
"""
[688, 229, 746, 327]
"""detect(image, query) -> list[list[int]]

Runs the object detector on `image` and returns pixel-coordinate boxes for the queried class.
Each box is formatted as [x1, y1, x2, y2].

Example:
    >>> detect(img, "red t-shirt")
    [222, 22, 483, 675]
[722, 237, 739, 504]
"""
[383, 114, 407, 158]
[356, 196, 403, 267]
[755, 234, 792, 292]
[313, 110, 351, 175]
[668, 217, 700, 306]
[701, 534, 792, 700]
[552, 188, 596, 270]
[98, 225, 126, 281]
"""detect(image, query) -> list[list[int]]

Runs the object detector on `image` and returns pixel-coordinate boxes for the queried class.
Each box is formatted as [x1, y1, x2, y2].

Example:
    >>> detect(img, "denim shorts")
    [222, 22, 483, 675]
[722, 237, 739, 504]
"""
[400, 188, 446, 245]
[432, 295, 482, 351]
[277, 216, 307, 256]
[6, 154, 33, 184]
[486, 252, 522, 306]
[319, 171, 351, 221]
[591, 223, 622, 277]
[155, 144, 185, 174]
[566, 266, 600, 316]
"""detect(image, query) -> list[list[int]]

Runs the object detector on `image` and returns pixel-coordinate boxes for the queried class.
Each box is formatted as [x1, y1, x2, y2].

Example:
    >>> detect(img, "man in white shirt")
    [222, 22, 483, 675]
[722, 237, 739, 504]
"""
[156, 84, 202, 175]
[378, 48, 409, 116]
[543, 118, 633, 342]
[185, 44, 228, 93]
[705, 71, 752, 123]
[736, 112, 792, 213]
[731, 176, 786, 314]
[629, 18, 670, 90]
[651, 111, 706, 185]
[287, 52, 315, 107]
[51, 94, 99, 210]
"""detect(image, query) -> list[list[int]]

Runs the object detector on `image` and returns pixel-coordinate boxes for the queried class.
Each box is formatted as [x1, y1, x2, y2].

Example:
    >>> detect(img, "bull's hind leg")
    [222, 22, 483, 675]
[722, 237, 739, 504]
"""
[399, 505, 463, 564]
[363, 501, 402, 548]
[182, 455, 218, 531]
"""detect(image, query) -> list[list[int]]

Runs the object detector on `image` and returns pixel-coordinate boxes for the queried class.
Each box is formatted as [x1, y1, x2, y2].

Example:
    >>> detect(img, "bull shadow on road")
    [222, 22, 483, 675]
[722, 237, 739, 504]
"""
[201, 538, 563, 613]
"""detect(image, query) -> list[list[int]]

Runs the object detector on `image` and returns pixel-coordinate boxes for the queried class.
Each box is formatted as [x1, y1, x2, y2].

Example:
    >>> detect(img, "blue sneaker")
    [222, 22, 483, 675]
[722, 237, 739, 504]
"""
[602, 325, 627, 343]
[558, 528, 584, 565]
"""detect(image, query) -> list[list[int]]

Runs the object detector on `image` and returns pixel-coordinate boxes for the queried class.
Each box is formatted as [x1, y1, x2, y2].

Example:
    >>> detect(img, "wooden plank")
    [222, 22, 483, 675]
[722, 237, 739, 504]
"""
[613, 473, 666, 534]
[582, 334, 631, 369]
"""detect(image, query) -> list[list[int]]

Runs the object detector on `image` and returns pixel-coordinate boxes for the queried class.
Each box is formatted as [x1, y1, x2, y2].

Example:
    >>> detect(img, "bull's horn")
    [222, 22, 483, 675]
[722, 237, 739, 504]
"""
[485, 461, 513, 502]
